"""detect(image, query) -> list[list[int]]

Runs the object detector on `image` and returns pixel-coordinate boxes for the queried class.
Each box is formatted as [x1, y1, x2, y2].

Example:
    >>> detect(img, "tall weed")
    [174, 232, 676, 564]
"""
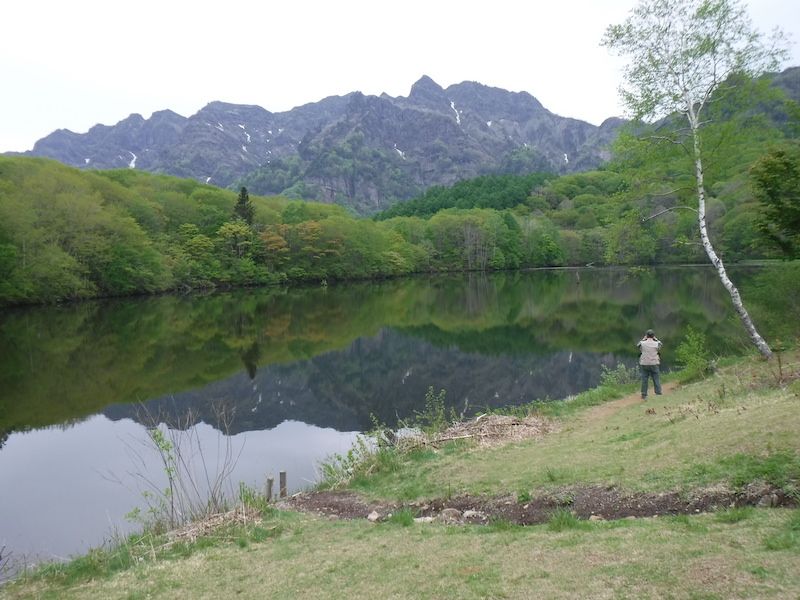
[414, 387, 455, 435]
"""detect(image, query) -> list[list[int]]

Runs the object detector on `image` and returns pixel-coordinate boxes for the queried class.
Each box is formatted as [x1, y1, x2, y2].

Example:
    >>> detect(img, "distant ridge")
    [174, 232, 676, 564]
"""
[15, 67, 799, 214]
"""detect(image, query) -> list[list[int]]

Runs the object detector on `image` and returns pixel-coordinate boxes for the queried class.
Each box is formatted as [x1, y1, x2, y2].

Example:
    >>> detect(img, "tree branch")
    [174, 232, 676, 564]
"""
[641, 205, 698, 222]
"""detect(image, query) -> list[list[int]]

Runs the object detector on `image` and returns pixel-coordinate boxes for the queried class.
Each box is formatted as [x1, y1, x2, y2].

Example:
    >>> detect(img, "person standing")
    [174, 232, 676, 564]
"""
[637, 329, 662, 399]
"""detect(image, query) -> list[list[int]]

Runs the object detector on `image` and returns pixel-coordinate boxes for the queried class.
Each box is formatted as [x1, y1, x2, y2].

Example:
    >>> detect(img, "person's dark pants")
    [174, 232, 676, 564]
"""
[640, 364, 661, 398]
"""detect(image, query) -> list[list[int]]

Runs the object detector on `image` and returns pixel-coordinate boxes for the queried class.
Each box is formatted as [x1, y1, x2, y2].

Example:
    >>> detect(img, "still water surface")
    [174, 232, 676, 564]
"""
[0, 268, 753, 570]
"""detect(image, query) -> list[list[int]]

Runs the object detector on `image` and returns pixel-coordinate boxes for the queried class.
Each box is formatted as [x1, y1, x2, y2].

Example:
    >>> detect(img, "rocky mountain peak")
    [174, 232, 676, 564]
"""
[17, 75, 631, 215]
[407, 75, 449, 108]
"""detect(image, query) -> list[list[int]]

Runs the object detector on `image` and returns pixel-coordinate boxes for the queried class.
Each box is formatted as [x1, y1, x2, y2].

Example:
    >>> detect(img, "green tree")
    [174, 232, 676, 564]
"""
[605, 211, 658, 265]
[603, 0, 787, 358]
[233, 186, 254, 225]
[750, 144, 800, 257]
[217, 221, 254, 259]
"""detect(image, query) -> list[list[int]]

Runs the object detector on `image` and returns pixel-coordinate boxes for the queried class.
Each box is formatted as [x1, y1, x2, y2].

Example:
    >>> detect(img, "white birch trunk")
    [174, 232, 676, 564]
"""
[689, 113, 772, 358]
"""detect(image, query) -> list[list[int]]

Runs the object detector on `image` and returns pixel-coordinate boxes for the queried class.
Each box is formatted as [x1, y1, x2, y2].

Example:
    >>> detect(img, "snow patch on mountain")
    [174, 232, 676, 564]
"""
[450, 101, 461, 125]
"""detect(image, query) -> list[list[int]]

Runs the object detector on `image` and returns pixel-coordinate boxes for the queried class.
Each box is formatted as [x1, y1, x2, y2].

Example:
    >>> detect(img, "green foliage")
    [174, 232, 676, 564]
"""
[751, 144, 800, 257]
[233, 186, 254, 225]
[318, 420, 403, 490]
[599, 363, 640, 386]
[318, 435, 376, 489]
[602, 0, 787, 123]
[2, 84, 798, 311]
[413, 387, 452, 435]
[602, 0, 789, 357]
[375, 173, 554, 220]
[604, 211, 657, 265]
[675, 327, 712, 382]
[747, 262, 800, 343]
[517, 490, 532, 503]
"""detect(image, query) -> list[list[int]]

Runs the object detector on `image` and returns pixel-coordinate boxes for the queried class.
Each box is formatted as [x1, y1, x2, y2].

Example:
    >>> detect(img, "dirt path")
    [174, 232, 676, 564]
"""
[585, 381, 678, 421]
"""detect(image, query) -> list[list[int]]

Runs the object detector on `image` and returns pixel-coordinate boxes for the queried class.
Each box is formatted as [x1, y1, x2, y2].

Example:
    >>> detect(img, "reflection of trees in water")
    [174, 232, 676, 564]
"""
[464, 272, 497, 317]
[241, 341, 261, 380]
[3, 267, 759, 436]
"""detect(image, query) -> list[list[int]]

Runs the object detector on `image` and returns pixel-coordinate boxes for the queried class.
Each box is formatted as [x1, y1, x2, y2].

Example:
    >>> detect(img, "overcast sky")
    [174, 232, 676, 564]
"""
[1, 0, 798, 153]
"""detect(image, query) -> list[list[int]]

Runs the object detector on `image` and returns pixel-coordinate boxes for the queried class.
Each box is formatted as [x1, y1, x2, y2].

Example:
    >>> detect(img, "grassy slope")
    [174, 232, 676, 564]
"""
[5, 353, 800, 599]
[349, 362, 800, 501]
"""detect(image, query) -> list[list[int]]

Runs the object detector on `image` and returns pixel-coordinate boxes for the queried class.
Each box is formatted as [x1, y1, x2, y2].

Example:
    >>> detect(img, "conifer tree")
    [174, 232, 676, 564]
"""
[233, 186, 254, 225]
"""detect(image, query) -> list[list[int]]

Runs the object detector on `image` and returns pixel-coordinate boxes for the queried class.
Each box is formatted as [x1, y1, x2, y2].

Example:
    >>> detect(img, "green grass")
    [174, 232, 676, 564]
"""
[715, 506, 756, 524]
[387, 507, 416, 527]
[335, 353, 800, 501]
[547, 508, 590, 532]
[7, 510, 800, 599]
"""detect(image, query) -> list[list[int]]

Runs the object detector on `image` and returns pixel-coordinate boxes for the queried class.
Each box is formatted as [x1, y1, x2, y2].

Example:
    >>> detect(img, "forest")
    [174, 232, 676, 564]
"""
[0, 78, 798, 306]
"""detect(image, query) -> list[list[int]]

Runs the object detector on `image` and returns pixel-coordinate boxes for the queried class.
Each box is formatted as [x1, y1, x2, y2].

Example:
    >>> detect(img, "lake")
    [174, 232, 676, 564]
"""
[0, 267, 756, 573]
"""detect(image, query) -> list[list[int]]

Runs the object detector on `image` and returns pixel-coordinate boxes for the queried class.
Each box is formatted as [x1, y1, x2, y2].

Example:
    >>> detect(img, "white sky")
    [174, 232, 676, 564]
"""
[1, 0, 798, 153]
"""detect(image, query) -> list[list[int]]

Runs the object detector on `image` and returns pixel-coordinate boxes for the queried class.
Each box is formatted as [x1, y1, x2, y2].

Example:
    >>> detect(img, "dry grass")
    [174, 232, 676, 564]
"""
[164, 505, 262, 548]
[431, 414, 558, 448]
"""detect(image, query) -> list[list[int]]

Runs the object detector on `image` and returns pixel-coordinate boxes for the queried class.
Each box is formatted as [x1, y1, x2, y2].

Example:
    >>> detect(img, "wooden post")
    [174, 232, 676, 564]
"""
[279, 470, 287, 498]
[265, 477, 274, 502]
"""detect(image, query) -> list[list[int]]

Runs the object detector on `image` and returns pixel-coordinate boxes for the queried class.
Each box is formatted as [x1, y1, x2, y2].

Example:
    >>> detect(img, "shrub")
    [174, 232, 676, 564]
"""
[414, 387, 454, 435]
[600, 363, 639, 386]
[675, 326, 714, 382]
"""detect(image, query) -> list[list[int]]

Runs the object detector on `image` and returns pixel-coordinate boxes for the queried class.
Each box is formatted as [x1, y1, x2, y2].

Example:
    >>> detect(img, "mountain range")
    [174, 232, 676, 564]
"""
[19, 76, 624, 214]
[16, 68, 799, 215]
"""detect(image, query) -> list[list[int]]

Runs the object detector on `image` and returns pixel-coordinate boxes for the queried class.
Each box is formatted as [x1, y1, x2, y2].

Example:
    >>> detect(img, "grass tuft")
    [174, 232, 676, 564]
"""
[547, 508, 587, 532]
[484, 517, 522, 533]
[715, 506, 755, 524]
[387, 508, 416, 527]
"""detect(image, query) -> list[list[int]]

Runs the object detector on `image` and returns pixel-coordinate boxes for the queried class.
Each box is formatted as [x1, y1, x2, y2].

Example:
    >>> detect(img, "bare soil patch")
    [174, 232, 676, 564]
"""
[287, 482, 796, 525]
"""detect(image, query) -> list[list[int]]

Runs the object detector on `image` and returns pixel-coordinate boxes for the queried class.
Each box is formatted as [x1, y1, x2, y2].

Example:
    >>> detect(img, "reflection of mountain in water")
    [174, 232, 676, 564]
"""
[104, 327, 628, 433]
[4, 267, 757, 437]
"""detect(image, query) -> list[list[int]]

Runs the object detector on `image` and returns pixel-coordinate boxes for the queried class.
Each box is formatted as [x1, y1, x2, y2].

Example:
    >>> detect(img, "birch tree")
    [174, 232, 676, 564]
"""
[603, 0, 788, 358]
